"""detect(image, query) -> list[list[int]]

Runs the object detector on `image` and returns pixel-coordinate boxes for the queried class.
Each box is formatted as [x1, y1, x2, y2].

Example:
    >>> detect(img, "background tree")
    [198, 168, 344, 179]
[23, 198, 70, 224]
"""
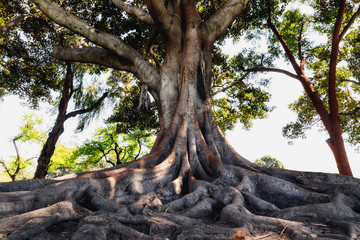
[34, 62, 109, 179]
[254, 155, 285, 169]
[238, 0, 360, 176]
[69, 125, 154, 172]
[0, 113, 46, 181]
[0, 1, 111, 179]
[283, 17, 360, 150]
[1, 0, 360, 239]
[46, 143, 77, 178]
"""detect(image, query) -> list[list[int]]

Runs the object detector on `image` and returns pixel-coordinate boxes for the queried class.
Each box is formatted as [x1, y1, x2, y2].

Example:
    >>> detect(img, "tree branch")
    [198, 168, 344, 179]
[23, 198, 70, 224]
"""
[340, 107, 360, 116]
[297, 23, 304, 61]
[0, 14, 29, 35]
[266, 8, 332, 130]
[134, 138, 142, 161]
[339, 6, 360, 41]
[111, 0, 154, 25]
[201, 0, 251, 43]
[96, 148, 116, 167]
[328, 0, 346, 117]
[242, 67, 301, 80]
[267, 19, 301, 75]
[0, 160, 15, 181]
[53, 46, 136, 73]
[145, 0, 172, 33]
[12, 137, 21, 164]
[31, 0, 160, 90]
[338, 78, 360, 86]
[65, 92, 109, 120]
[104, 149, 116, 167]
[211, 74, 248, 97]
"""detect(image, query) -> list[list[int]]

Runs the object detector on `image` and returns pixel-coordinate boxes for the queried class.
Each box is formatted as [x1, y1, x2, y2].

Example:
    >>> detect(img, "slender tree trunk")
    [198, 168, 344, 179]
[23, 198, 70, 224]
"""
[266, 8, 353, 176]
[34, 62, 109, 179]
[326, 121, 352, 176]
[34, 122, 66, 179]
[34, 63, 73, 179]
[325, 0, 352, 176]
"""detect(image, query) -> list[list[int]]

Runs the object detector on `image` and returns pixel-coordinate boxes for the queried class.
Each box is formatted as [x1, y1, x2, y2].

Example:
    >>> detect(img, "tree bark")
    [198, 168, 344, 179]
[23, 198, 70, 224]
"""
[325, 0, 352, 176]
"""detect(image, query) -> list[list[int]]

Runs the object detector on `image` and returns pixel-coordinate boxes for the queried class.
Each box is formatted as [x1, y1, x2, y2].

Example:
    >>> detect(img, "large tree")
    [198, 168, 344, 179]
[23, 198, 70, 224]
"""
[1, 0, 360, 239]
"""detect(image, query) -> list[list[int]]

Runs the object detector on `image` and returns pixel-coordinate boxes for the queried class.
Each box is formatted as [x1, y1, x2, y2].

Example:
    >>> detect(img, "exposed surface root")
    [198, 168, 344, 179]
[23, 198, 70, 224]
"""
[1, 117, 360, 239]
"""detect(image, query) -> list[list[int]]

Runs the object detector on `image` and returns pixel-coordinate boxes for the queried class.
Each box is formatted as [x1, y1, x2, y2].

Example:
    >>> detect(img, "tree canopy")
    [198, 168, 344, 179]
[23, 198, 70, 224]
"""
[254, 155, 285, 169]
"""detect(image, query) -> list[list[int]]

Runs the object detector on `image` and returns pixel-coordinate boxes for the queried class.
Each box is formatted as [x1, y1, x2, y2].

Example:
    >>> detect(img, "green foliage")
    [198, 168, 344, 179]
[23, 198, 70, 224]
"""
[212, 86, 273, 130]
[47, 144, 77, 178]
[69, 125, 154, 172]
[254, 155, 285, 169]
[14, 112, 47, 143]
[106, 71, 159, 133]
[0, 112, 45, 181]
[0, 1, 62, 107]
[211, 46, 274, 131]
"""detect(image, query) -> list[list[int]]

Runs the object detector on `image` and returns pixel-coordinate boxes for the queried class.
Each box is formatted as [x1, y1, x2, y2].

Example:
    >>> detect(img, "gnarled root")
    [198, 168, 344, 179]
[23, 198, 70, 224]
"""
[1, 116, 360, 239]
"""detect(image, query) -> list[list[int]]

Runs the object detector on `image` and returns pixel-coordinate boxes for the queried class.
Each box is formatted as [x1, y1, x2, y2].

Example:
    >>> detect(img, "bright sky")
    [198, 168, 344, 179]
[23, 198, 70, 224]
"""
[226, 74, 360, 178]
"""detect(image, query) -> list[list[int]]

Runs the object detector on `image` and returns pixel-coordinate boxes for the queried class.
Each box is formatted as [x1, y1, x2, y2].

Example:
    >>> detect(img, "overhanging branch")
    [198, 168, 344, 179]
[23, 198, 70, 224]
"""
[31, 0, 161, 90]
[65, 92, 109, 120]
[53, 46, 136, 73]
[111, 0, 154, 25]
[0, 14, 29, 35]
[201, 0, 251, 42]
[241, 67, 300, 81]
[145, 0, 172, 33]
